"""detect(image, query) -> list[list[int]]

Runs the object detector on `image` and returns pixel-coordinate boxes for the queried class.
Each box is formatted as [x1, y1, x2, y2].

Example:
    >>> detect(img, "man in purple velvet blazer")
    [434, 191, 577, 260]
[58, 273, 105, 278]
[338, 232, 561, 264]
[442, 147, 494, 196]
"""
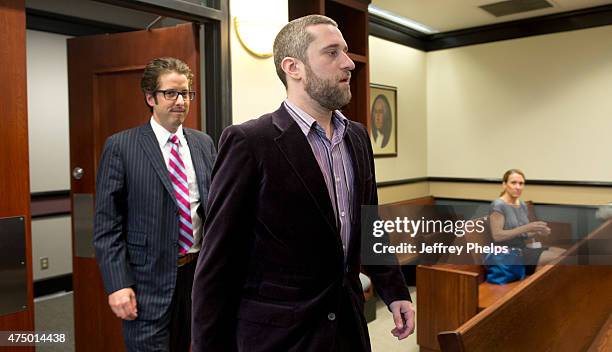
[192, 15, 415, 351]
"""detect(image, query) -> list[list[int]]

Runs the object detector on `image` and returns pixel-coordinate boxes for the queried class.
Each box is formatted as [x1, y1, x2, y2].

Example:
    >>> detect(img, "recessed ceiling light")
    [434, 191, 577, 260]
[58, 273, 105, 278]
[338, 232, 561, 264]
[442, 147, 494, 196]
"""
[368, 4, 439, 34]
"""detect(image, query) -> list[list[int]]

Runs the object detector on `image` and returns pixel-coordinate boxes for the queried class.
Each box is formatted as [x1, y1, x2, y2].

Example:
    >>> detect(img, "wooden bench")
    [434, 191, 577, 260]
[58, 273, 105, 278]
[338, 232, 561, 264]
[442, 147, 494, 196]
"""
[588, 313, 612, 352]
[437, 219, 612, 352]
[416, 214, 573, 352]
[379, 196, 455, 265]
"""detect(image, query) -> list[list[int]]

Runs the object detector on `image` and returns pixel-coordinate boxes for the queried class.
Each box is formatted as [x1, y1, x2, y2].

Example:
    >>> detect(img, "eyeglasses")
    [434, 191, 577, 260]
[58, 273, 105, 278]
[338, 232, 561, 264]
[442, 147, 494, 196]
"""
[155, 89, 196, 101]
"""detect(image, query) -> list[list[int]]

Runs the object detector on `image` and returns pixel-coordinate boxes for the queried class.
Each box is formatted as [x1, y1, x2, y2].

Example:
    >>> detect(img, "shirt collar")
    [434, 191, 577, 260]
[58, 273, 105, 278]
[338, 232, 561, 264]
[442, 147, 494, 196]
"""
[331, 110, 349, 139]
[283, 99, 349, 139]
[150, 117, 185, 148]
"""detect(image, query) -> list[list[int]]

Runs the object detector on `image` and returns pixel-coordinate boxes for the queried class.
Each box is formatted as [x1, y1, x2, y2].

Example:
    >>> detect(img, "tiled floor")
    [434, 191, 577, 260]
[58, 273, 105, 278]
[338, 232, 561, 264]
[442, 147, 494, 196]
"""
[34, 291, 75, 352]
[34, 286, 418, 351]
[368, 286, 418, 352]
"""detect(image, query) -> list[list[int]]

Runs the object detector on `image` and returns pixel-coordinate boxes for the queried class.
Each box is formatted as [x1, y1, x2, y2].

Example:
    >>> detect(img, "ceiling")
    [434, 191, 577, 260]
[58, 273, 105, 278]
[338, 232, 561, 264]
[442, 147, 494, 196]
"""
[371, 0, 612, 33]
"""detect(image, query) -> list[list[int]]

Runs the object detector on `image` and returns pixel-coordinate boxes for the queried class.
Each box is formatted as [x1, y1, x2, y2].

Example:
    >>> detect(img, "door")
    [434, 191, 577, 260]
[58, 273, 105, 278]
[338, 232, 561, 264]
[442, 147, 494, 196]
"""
[0, 1, 34, 351]
[68, 23, 201, 351]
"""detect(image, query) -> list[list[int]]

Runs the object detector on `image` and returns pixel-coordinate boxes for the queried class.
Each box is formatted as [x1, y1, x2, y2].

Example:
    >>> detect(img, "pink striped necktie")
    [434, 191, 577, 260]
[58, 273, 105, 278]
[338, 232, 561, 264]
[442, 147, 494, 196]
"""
[168, 134, 194, 255]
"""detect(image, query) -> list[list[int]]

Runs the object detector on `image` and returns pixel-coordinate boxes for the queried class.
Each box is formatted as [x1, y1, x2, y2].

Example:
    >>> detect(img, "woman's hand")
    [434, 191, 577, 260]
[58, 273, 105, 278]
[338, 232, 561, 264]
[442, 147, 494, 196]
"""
[525, 221, 551, 236]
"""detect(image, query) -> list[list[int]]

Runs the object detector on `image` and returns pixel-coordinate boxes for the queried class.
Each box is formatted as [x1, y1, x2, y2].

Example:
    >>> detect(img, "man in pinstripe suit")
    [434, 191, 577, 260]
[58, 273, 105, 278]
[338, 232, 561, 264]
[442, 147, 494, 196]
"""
[94, 57, 216, 351]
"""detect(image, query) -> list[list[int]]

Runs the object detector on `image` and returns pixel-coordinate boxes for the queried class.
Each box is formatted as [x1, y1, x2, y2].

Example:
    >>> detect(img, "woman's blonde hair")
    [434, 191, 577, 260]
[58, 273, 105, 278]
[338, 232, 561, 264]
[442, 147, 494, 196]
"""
[500, 169, 526, 196]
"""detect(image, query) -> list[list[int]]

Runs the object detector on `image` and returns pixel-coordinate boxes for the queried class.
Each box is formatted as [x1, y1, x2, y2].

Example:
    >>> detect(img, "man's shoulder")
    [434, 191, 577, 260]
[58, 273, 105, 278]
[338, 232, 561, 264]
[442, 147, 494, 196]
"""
[346, 119, 369, 141]
[244, 109, 279, 129]
[347, 119, 367, 134]
[104, 124, 147, 145]
[223, 109, 279, 138]
[184, 127, 211, 138]
[184, 127, 214, 146]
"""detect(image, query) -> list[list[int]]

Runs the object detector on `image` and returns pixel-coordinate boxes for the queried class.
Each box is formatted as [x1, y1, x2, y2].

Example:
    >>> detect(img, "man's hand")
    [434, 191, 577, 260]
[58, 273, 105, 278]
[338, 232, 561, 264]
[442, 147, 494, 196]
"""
[389, 300, 415, 340]
[108, 288, 138, 320]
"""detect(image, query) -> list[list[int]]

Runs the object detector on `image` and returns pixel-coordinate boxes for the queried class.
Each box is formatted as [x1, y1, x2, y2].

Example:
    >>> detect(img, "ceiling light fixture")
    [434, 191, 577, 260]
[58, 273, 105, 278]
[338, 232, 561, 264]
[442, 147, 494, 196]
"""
[368, 4, 438, 34]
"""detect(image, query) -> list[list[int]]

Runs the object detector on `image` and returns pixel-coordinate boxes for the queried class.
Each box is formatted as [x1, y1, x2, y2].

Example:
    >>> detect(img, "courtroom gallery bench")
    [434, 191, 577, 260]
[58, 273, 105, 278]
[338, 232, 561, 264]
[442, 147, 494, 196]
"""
[436, 219, 612, 352]
[416, 211, 573, 352]
[378, 196, 437, 266]
[364, 195, 442, 321]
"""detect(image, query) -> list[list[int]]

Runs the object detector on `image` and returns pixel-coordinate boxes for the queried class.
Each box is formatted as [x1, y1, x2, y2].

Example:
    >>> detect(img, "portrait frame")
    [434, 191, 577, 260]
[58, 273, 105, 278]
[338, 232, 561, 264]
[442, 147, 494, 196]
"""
[369, 83, 397, 157]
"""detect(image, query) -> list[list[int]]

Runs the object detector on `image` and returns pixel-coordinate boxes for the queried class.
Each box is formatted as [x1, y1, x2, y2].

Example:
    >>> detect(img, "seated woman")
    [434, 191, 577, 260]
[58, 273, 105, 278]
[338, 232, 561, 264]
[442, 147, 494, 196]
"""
[488, 169, 565, 283]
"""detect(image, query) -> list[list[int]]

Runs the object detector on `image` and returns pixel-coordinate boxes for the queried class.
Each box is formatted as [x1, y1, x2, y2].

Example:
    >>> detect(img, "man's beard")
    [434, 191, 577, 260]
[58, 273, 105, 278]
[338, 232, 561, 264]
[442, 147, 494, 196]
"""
[304, 64, 351, 111]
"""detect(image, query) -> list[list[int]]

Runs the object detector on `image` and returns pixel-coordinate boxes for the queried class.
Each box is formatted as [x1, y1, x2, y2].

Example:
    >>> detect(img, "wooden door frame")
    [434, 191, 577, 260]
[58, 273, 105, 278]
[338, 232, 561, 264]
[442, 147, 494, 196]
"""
[95, 0, 232, 143]
[27, 0, 231, 144]
[0, 1, 34, 350]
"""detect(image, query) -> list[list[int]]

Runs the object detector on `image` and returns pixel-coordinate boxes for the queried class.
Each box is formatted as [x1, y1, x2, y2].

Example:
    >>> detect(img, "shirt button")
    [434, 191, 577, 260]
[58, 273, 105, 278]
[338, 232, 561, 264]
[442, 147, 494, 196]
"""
[341, 211, 345, 217]
[328, 313, 336, 321]
[335, 177, 340, 182]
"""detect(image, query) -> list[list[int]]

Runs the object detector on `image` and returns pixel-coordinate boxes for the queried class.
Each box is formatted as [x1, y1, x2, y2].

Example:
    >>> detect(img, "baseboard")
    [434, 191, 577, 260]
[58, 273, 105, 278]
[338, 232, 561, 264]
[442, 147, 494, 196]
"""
[34, 274, 72, 298]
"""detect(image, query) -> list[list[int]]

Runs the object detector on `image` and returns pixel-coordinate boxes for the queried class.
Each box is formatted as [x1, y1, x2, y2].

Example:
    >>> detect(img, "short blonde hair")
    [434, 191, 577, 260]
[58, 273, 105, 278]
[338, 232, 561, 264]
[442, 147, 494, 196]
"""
[273, 15, 337, 87]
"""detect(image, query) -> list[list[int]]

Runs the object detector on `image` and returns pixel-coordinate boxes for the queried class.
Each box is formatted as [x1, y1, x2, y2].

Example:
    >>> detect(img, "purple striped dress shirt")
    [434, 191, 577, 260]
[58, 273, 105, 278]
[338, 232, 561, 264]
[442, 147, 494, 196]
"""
[284, 100, 354, 258]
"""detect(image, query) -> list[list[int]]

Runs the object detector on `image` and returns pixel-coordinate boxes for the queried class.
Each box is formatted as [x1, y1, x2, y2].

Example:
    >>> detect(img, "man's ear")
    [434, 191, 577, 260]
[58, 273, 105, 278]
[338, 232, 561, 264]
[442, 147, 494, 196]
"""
[145, 93, 157, 108]
[281, 57, 303, 83]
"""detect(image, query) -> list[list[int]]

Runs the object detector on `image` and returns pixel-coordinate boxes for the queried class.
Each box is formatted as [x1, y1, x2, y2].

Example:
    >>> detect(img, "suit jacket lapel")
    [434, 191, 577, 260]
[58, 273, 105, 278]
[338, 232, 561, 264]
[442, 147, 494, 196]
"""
[138, 124, 175, 198]
[272, 105, 339, 235]
[344, 123, 364, 217]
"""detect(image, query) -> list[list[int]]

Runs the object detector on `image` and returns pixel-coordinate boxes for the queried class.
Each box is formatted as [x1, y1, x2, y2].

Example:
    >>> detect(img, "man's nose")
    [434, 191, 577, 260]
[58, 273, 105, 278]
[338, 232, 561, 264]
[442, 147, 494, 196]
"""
[175, 94, 186, 105]
[341, 52, 355, 71]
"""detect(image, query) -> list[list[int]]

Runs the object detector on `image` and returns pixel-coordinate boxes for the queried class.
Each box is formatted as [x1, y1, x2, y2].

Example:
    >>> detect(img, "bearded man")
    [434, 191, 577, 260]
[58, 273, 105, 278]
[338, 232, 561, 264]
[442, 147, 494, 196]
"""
[191, 15, 414, 352]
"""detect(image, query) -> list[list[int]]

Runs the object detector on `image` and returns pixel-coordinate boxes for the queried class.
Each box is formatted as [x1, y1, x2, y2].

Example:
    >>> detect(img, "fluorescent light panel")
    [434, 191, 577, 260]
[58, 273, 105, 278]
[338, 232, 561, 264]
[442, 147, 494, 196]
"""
[368, 4, 438, 34]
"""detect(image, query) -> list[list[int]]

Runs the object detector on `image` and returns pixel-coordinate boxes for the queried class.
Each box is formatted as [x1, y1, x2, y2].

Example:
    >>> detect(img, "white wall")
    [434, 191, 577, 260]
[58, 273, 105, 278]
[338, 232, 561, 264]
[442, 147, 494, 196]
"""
[26, 30, 74, 281]
[230, 0, 288, 124]
[369, 36, 428, 182]
[31, 216, 72, 281]
[427, 25, 612, 182]
[27, 30, 72, 193]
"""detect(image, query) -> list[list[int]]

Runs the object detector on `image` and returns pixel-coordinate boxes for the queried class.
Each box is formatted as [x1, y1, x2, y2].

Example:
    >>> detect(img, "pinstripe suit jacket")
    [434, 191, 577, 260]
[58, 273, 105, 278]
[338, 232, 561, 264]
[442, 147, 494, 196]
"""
[93, 122, 216, 321]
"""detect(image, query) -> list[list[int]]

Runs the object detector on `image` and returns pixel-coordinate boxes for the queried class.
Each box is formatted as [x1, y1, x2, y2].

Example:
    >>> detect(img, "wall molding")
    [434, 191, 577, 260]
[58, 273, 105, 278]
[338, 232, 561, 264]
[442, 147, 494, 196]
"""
[31, 190, 71, 218]
[378, 177, 612, 188]
[33, 274, 72, 298]
[369, 14, 427, 50]
[377, 177, 428, 187]
[369, 4, 612, 51]
[433, 197, 600, 209]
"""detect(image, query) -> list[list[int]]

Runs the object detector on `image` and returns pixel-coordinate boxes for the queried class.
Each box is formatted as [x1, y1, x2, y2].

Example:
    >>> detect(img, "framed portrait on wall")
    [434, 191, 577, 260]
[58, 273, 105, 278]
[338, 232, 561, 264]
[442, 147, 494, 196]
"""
[369, 83, 397, 157]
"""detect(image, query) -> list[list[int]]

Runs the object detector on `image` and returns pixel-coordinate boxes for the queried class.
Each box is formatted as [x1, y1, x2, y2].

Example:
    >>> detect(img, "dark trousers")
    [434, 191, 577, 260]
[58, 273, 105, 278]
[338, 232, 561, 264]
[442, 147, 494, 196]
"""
[123, 259, 196, 352]
[169, 259, 196, 352]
